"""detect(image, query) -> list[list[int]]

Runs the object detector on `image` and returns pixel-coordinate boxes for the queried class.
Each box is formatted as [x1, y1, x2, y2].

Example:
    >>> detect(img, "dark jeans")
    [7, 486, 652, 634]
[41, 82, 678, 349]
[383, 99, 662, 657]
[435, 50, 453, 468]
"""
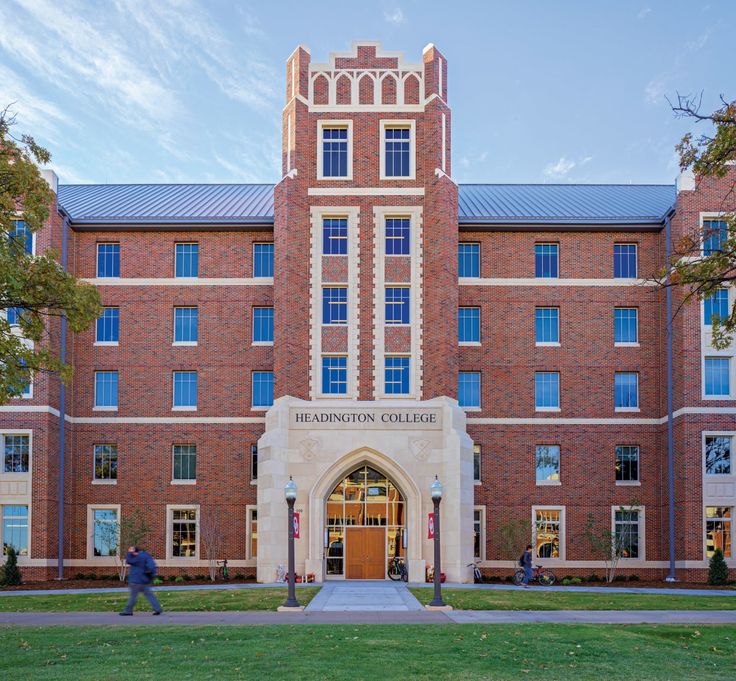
[122, 583, 162, 614]
[523, 566, 533, 585]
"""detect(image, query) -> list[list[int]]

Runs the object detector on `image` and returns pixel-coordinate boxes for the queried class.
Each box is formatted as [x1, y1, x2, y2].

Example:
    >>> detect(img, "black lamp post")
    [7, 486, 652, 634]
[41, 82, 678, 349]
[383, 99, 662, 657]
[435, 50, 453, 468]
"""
[429, 475, 446, 607]
[283, 476, 300, 608]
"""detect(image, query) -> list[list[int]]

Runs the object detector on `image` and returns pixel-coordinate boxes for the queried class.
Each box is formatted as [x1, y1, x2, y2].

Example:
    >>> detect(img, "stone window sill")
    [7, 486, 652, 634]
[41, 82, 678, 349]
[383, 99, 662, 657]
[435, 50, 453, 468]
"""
[91, 479, 117, 485]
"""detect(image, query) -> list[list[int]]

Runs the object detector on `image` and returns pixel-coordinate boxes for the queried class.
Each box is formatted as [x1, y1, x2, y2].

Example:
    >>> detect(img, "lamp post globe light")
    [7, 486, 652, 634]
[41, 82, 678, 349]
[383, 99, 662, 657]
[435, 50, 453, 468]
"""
[429, 475, 446, 607]
[283, 476, 300, 609]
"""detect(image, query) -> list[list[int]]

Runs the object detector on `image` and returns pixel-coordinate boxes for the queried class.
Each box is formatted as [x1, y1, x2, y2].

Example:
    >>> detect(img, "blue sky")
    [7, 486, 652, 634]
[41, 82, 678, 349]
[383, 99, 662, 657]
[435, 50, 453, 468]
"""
[0, 0, 732, 186]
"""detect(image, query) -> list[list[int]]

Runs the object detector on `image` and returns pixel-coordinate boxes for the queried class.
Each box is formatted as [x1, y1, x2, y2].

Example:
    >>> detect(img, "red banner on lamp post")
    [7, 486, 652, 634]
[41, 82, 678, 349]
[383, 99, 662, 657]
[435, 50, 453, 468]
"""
[428, 512, 435, 539]
[293, 512, 300, 539]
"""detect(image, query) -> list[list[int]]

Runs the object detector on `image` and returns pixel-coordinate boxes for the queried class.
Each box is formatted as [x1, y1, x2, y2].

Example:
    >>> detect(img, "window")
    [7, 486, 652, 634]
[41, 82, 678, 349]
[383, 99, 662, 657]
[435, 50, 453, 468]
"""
[459, 307, 480, 344]
[175, 243, 199, 277]
[616, 446, 640, 483]
[459, 371, 480, 408]
[321, 126, 349, 178]
[703, 220, 728, 256]
[323, 218, 348, 255]
[534, 509, 561, 559]
[322, 356, 348, 395]
[383, 125, 412, 178]
[535, 372, 560, 409]
[385, 287, 410, 325]
[1, 505, 29, 556]
[3, 435, 29, 473]
[614, 509, 640, 559]
[614, 372, 639, 409]
[614, 308, 638, 344]
[174, 307, 198, 344]
[250, 444, 258, 480]
[94, 371, 118, 409]
[535, 308, 559, 344]
[252, 371, 274, 407]
[473, 444, 481, 482]
[6, 307, 23, 326]
[92, 508, 118, 557]
[705, 506, 732, 558]
[252, 307, 273, 343]
[94, 444, 117, 481]
[704, 290, 729, 326]
[705, 358, 730, 397]
[253, 243, 274, 278]
[473, 508, 483, 560]
[96, 243, 120, 277]
[535, 243, 558, 278]
[171, 508, 197, 558]
[458, 243, 480, 278]
[386, 218, 410, 255]
[8, 221, 33, 254]
[705, 436, 731, 475]
[536, 445, 560, 483]
[249, 508, 258, 559]
[323, 287, 348, 325]
[614, 244, 637, 278]
[173, 444, 196, 482]
[173, 371, 197, 409]
[385, 356, 410, 395]
[96, 307, 119, 344]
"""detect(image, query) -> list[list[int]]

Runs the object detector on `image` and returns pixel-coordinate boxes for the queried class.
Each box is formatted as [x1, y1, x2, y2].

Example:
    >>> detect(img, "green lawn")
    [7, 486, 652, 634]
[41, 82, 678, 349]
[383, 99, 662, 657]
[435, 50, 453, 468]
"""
[410, 587, 736, 611]
[0, 625, 734, 680]
[0, 587, 320, 612]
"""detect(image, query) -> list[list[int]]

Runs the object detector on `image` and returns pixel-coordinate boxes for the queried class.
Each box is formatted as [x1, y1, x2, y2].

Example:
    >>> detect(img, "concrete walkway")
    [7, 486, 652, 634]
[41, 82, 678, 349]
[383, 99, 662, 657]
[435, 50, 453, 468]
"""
[305, 580, 423, 612]
[2, 610, 736, 626]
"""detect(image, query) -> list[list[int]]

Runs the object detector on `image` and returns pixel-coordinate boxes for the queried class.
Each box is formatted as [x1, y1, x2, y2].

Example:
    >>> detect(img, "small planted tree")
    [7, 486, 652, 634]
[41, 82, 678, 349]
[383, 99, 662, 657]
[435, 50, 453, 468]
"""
[498, 518, 531, 570]
[200, 510, 226, 581]
[106, 509, 150, 581]
[1, 546, 22, 586]
[584, 501, 640, 583]
[708, 548, 729, 586]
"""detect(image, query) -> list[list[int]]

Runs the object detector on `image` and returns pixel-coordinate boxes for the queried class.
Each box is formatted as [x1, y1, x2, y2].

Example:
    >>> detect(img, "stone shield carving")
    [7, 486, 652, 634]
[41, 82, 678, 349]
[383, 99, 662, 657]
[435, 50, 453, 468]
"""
[299, 437, 320, 461]
[410, 438, 431, 461]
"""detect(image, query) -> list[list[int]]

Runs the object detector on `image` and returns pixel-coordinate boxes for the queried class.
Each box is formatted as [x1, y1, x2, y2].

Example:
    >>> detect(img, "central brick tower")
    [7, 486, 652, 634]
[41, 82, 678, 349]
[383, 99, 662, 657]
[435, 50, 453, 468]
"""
[273, 41, 458, 402]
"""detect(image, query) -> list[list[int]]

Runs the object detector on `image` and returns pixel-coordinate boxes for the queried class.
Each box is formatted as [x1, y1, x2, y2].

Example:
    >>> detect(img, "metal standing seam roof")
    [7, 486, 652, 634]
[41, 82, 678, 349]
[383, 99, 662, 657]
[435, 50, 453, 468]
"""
[57, 182, 676, 225]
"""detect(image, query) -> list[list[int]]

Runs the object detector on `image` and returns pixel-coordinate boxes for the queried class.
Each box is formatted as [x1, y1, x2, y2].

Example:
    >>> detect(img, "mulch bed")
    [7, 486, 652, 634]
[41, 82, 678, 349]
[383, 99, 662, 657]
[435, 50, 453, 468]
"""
[2, 577, 258, 591]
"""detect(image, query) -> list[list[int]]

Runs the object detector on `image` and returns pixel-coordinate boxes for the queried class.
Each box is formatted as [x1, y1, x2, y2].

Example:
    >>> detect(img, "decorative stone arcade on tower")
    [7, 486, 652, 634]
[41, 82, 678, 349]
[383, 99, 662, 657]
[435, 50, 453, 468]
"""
[257, 42, 473, 583]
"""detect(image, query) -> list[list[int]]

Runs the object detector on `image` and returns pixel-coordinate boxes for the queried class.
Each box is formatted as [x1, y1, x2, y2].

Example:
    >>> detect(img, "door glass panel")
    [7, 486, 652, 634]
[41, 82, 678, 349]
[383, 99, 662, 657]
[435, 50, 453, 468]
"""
[326, 528, 344, 575]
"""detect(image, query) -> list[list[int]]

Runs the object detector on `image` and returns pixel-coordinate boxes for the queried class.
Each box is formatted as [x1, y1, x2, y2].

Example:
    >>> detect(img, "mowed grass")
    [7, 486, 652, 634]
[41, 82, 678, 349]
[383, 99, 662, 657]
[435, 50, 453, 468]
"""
[0, 587, 320, 612]
[1, 625, 734, 680]
[410, 587, 736, 610]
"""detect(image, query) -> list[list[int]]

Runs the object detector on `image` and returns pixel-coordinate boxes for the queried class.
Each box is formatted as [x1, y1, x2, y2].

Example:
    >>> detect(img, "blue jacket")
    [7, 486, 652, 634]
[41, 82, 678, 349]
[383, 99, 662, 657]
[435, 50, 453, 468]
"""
[521, 550, 532, 568]
[126, 551, 156, 585]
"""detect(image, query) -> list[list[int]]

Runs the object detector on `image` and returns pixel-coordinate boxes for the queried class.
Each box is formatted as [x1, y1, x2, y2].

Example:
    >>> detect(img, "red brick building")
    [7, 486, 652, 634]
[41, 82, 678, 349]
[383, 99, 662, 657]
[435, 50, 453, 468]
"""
[1, 42, 734, 582]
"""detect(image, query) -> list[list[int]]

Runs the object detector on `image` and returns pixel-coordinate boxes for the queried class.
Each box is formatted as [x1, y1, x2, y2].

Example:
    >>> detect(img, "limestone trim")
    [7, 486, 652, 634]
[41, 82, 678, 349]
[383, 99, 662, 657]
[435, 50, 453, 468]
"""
[372, 206, 423, 400]
[460, 277, 657, 287]
[83, 278, 273, 287]
[309, 207, 360, 400]
[308, 188, 424, 196]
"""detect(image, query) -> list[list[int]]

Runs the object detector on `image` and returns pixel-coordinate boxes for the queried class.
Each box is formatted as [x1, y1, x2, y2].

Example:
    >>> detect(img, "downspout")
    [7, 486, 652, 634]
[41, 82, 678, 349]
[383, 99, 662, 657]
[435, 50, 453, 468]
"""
[57, 210, 69, 580]
[665, 209, 676, 581]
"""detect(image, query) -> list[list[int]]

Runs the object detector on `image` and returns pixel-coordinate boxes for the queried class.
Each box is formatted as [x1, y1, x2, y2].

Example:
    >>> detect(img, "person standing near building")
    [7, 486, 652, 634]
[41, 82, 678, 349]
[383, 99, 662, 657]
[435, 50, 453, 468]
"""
[520, 544, 533, 587]
[119, 546, 163, 616]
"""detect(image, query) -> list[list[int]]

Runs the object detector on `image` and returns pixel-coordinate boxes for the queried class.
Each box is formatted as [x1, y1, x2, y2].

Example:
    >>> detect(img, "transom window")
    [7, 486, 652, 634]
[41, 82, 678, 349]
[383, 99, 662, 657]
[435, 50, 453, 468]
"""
[173, 444, 196, 482]
[614, 510, 640, 558]
[384, 126, 411, 178]
[174, 307, 198, 343]
[536, 445, 560, 483]
[614, 308, 638, 344]
[535, 243, 558, 278]
[534, 509, 561, 558]
[253, 307, 274, 343]
[704, 289, 729, 326]
[94, 444, 118, 481]
[614, 372, 639, 409]
[385, 287, 410, 325]
[616, 445, 640, 482]
[93, 509, 118, 557]
[614, 244, 637, 278]
[323, 218, 348, 255]
[705, 358, 730, 396]
[97, 243, 120, 278]
[703, 220, 728, 256]
[322, 356, 348, 395]
[535, 308, 559, 344]
[171, 509, 197, 558]
[252, 371, 274, 407]
[459, 371, 480, 408]
[459, 307, 480, 343]
[705, 436, 731, 475]
[253, 243, 274, 278]
[458, 243, 480, 278]
[96, 307, 119, 343]
[173, 371, 197, 409]
[535, 372, 560, 409]
[94, 371, 119, 409]
[3, 434, 29, 473]
[385, 218, 410, 255]
[321, 126, 349, 178]
[705, 506, 732, 558]
[1, 505, 29, 556]
[323, 287, 348, 324]
[385, 356, 410, 394]
[175, 243, 199, 277]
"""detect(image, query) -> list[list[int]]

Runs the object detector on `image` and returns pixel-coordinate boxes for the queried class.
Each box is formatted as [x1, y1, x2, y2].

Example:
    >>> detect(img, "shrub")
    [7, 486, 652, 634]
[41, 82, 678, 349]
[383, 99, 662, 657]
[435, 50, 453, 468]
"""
[586, 574, 602, 583]
[84, 573, 98, 580]
[234, 572, 246, 581]
[152, 577, 164, 585]
[175, 575, 185, 583]
[182, 574, 192, 581]
[614, 574, 628, 582]
[562, 578, 571, 585]
[73, 572, 86, 580]
[628, 574, 640, 581]
[168, 575, 177, 582]
[708, 548, 729, 586]
[570, 577, 583, 584]
[0, 547, 22, 586]
[194, 574, 206, 581]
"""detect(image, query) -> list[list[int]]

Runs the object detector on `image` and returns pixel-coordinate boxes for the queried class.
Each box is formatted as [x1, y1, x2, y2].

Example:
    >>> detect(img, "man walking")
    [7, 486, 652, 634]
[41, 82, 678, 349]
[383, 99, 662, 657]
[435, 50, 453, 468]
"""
[520, 544, 533, 588]
[120, 545, 163, 616]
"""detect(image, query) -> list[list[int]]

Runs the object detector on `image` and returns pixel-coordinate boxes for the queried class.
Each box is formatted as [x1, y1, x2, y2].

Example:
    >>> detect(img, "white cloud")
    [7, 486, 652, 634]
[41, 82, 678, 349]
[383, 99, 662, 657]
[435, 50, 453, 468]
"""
[687, 28, 712, 53]
[384, 8, 406, 25]
[637, 6, 651, 19]
[644, 77, 667, 105]
[543, 157, 576, 179]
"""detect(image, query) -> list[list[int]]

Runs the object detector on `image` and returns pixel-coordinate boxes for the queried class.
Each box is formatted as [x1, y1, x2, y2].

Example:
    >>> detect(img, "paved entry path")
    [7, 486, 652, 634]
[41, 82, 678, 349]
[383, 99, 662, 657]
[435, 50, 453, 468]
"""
[304, 580, 423, 612]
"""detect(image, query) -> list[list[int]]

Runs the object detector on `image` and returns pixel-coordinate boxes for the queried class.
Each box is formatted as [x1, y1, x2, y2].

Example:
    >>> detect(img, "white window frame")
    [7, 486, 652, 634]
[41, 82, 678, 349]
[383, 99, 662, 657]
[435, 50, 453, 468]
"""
[252, 242, 275, 280]
[317, 120, 353, 181]
[614, 371, 640, 412]
[172, 371, 197, 412]
[613, 242, 638, 279]
[534, 371, 561, 412]
[0, 430, 32, 477]
[93, 370, 119, 411]
[614, 307, 640, 348]
[172, 306, 198, 347]
[320, 353, 349, 397]
[611, 505, 646, 562]
[166, 504, 200, 561]
[92, 443, 118, 485]
[383, 354, 412, 397]
[702, 431, 735, 478]
[384, 285, 411, 326]
[0, 502, 32, 561]
[473, 443, 481, 485]
[700, 212, 729, 253]
[94, 307, 120, 347]
[615, 444, 641, 486]
[252, 306, 274, 346]
[379, 119, 416, 181]
[459, 306, 481, 347]
[535, 444, 561, 486]
[474, 505, 486, 562]
[171, 444, 197, 485]
[531, 505, 566, 562]
[86, 504, 120, 561]
[459, 370, 481, 411]
[246, 505, 258, 563]
[702, 356, 734, 400]
[534, 306, 561, 347]
[174, 242, 199, 279]
[96, 242, 120, 279]
[321, 285, 349, 327]
[703, 505, 733, 560]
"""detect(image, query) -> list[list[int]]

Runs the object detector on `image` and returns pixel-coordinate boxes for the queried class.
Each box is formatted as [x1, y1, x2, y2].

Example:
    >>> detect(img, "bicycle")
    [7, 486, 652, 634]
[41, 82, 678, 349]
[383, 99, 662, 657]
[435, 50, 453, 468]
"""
[467, 561, 482, 583]
[216, 559, 229, 581]
[513, 563, 556, 586]
[387, 556, 408, 582]
[275, 564, 287, 582]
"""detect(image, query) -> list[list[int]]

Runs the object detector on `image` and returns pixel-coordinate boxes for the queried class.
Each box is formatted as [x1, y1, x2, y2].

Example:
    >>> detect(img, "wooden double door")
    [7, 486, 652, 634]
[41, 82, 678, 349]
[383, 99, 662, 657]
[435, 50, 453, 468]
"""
[345, 527, 385, 579]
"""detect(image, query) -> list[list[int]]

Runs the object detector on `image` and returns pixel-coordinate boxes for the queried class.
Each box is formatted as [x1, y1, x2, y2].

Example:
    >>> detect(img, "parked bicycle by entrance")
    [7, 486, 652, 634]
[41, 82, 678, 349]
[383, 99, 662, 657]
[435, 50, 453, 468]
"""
[513, 563, 556, 586]
[467, 561, 482, 583]
[216, 559, 229, 581]
[387, 556, 408, 581]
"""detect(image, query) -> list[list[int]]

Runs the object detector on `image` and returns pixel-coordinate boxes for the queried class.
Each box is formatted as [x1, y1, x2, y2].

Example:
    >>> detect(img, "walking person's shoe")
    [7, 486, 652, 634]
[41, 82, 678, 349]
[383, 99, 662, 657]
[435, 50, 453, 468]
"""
[119, 612, 133, 616]
[153, 610, 163, 615]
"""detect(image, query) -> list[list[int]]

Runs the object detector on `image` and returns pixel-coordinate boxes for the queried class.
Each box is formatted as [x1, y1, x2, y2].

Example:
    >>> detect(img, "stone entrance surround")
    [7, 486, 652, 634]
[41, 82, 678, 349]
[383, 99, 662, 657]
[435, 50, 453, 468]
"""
[256, 396, 475, 583]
